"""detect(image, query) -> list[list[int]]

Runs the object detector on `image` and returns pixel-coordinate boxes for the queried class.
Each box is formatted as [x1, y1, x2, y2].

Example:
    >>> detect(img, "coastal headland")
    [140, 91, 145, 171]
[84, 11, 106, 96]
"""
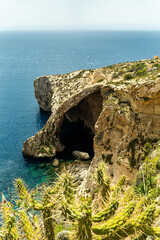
[23, 58, 160, 184]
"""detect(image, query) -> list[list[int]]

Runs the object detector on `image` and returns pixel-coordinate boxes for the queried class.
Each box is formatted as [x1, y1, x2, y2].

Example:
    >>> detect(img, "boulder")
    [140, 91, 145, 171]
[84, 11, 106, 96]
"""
[56, 230, 71, 240]
[146, 237, 154, 240]
[53, 158, 59, 167]
[72, 150, 90, 160]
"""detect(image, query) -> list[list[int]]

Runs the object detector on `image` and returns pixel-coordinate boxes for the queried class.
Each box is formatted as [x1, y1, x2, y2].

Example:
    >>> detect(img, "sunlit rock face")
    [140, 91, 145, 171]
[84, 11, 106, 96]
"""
[23, 59, 160, 184]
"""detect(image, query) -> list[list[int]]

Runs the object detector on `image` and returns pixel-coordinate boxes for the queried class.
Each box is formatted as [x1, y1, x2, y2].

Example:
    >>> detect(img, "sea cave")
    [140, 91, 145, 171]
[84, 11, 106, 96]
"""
[57, 90, 103, 160]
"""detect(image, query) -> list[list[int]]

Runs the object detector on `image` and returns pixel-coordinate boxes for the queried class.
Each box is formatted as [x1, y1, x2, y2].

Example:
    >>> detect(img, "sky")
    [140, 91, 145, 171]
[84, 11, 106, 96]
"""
[0, 0, 160, 31]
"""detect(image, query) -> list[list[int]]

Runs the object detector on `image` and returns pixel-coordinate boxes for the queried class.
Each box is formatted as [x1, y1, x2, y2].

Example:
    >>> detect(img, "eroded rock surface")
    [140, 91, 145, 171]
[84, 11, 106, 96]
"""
[72, 151, 90, 161]
[23, 59, 160, 183]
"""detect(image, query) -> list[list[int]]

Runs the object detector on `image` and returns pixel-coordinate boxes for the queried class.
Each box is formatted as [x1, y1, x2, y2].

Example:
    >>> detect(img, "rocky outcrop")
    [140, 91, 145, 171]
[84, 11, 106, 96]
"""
[23, 59, 160, 183]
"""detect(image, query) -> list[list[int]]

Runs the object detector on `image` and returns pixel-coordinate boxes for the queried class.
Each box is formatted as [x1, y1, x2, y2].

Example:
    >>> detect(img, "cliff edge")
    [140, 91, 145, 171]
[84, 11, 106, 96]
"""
[23, 59, 160, 183]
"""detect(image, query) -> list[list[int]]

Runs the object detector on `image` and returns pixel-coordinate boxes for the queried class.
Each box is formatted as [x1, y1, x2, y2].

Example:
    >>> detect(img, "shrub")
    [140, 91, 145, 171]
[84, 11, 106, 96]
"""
[135, 68, 146, 76]
[118, 70, 125, 76]
[153, 63, 160, 70]
[112, 73, 118, 79]
[97, 78, 104, 82]
[124, 73, 133, 80]
[128, 63, 146, 73]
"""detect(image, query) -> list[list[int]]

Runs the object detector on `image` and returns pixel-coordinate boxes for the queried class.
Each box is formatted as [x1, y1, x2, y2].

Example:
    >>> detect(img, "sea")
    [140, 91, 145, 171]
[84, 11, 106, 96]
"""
[0, 31, 160, 199]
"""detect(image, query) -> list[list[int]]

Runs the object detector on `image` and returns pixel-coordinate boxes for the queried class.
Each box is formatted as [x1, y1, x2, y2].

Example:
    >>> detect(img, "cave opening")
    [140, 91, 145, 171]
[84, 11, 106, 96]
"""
[56, 90, 103, 160]
[57, 117, 94, 159]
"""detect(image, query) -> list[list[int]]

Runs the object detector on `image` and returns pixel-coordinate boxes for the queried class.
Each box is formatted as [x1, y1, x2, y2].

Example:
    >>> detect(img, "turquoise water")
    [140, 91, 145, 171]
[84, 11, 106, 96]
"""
[0, 31, 160, 198]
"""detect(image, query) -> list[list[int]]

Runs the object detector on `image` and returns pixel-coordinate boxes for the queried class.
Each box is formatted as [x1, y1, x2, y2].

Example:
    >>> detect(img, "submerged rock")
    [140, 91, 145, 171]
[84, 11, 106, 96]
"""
[53, 158, 59, 167]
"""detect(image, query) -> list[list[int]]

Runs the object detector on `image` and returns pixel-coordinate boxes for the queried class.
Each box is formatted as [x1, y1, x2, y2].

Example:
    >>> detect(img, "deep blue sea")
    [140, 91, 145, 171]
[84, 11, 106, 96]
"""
[0, 31, 160, 199]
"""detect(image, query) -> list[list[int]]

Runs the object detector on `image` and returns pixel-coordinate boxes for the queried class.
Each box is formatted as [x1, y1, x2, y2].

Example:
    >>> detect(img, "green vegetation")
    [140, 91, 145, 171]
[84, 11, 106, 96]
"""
[38, 144, 55, 155]
[153, 63, 160, 70]
[122, 62, 148, 80]
[118, 70, 125, 76]
[128, 62, 146, 73]
[72, 70, 86, 80]
[124, 73, 134, 80]
[97, 78, 104, 82]
[112, 73, 118, 79]
[1, 149, 160, 239]
[127, 138, 139, 167]
[135, 68, 147, 77]
[133, 153, 160, 197]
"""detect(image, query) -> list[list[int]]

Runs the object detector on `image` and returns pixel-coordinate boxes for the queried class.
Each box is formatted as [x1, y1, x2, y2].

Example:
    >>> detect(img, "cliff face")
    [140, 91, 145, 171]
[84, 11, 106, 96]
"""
[23, 59, 160, 183]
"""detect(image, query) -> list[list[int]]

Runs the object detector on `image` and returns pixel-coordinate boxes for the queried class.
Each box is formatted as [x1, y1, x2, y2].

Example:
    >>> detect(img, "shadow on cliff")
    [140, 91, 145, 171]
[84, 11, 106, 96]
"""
[56, 117, 94, 160]
[56, 90, 103, 160]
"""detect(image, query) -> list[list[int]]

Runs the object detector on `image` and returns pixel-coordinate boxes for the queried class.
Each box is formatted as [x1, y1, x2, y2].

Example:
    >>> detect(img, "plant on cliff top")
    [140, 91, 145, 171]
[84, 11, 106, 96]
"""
[135, 68, 147, 77]
[128, 62, 146, 73]
[124, 73, 134, 80]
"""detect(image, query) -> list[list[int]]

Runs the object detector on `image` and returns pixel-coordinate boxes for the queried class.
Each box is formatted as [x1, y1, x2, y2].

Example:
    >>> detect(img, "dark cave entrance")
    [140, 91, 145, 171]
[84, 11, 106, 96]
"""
[58, 116, 94, 159]
[56, 90, 103, 160]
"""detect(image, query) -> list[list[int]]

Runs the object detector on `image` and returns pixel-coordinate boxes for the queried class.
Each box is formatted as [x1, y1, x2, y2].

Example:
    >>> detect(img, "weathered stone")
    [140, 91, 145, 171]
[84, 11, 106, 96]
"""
[154, 55, 159, 60]
[53, 158, 59, 167]
[72, 150, 90, 160]
[146, 237, 154, 240]
[23, 59, 160, 185]
[56, 230, 71, 240]
[155, 105, 160, 115]
[155, 196, 160, 203]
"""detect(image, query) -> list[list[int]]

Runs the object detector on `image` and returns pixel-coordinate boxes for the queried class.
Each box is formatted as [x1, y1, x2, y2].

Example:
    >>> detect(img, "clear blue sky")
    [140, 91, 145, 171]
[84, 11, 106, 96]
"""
[0, 0, 160, 30]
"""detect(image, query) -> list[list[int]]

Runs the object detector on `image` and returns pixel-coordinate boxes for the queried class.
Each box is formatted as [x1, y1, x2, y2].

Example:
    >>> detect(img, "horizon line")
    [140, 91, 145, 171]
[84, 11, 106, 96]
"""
[1, 29, 160, 32]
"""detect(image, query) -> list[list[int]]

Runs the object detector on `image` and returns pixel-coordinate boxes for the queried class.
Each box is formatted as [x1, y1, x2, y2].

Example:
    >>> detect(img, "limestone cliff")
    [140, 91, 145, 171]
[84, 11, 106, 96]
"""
[23, 59, 160, 183]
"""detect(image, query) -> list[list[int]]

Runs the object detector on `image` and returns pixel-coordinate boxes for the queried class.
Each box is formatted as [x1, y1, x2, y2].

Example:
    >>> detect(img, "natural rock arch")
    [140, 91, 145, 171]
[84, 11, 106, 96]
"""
[22, 84, 103, 159]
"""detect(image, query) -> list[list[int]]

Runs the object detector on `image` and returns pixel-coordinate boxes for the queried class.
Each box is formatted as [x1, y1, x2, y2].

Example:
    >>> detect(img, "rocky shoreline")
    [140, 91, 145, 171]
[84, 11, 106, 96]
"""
[23, 58, 160, 185]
